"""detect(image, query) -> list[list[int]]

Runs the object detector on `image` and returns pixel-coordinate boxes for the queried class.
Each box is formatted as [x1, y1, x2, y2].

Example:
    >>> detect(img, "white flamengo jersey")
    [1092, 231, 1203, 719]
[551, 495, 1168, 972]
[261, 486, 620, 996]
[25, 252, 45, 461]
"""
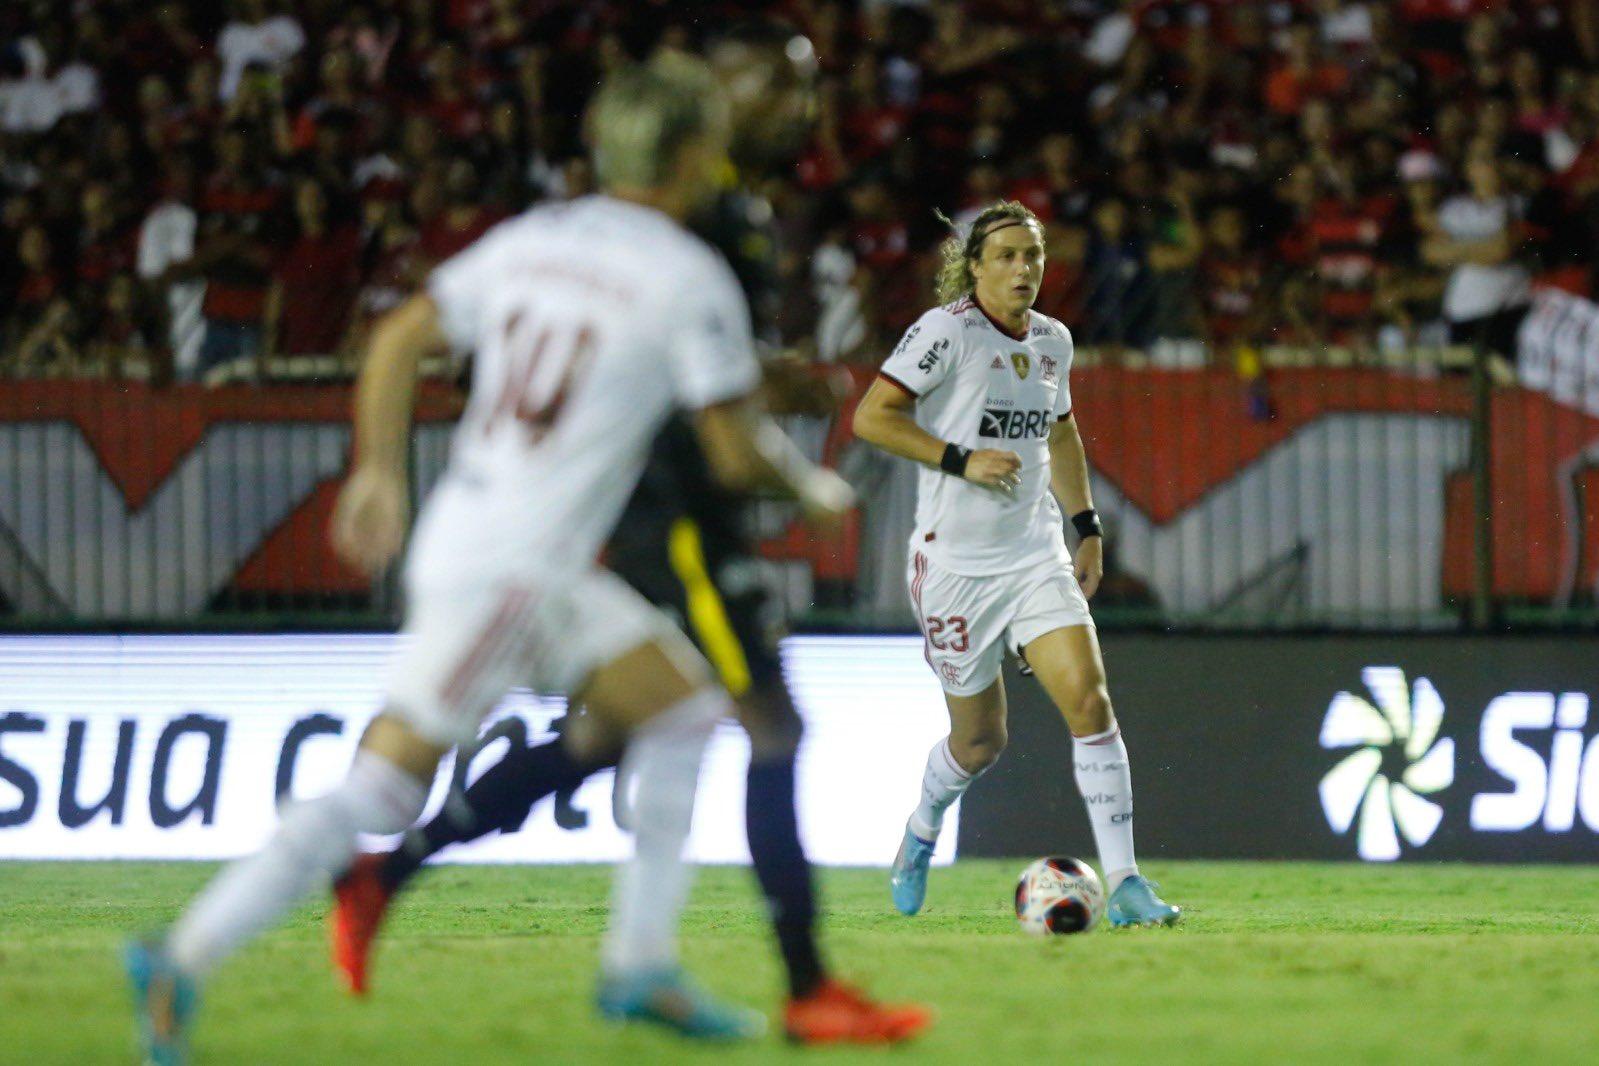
[406, 195, 760, 586]
[878, 296, 1076, 577]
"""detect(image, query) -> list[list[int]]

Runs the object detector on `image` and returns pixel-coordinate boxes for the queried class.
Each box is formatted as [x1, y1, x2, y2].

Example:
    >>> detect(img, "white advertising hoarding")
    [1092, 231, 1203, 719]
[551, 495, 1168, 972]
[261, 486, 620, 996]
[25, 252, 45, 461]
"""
[0, 634, 957, 867]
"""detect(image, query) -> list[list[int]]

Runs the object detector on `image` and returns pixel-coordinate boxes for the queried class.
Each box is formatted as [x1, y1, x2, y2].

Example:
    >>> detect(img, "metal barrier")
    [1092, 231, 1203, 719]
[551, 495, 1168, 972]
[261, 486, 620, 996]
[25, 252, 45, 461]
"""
[2, 342, 1597, 632]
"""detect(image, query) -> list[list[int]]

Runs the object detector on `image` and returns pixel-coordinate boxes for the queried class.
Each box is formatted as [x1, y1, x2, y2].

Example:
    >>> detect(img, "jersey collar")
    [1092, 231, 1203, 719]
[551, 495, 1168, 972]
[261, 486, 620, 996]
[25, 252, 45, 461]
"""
[972, 296, 1030, 342]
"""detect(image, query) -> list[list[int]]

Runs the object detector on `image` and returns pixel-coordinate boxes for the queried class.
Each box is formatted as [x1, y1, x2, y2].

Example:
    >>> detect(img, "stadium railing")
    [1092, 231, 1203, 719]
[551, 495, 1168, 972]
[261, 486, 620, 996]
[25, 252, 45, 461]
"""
[2, 336, 1596, 634]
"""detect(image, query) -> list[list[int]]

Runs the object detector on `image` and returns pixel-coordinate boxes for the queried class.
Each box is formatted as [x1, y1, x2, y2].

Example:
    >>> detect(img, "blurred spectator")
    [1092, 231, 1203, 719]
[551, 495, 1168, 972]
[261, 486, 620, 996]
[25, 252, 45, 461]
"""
[218, 0, 306, 102]
[1425, 152, 1532, 355]
[88, 273, 165, 379]
[9, 224, 62, 343]
[1307, 160, 1392, 347]
[270, 178, 360, 356]
[193, 126, 282, 376]
[418, 159, 503, 263]
[1081, 198, 1153, 350]
[1199, 205, 1266, 352]
[138, 159, 207, 379]
[75, 183, 135, 291]
[1265, 23, 1350, 116]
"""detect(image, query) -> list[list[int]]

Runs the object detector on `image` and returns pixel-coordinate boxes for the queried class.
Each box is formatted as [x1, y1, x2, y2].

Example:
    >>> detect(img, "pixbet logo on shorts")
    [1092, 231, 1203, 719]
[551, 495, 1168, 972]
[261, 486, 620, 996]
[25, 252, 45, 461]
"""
[1319, 666, 1599, 860]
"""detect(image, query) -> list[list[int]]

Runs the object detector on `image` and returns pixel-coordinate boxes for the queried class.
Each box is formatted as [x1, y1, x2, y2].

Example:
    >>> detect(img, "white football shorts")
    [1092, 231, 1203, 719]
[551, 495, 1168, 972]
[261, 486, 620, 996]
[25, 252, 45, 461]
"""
[386, 567, 676, 746]
[907, 549, 1093, 697]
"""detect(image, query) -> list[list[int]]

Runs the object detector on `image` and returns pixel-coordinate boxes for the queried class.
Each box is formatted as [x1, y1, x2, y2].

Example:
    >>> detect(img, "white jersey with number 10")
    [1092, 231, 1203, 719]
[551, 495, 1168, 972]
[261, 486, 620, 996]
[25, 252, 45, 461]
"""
[406, 195, 760, 587]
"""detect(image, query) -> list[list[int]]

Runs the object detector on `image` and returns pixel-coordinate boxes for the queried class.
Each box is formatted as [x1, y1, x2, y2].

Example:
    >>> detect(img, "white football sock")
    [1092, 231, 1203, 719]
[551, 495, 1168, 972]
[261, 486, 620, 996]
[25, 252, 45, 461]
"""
[907, 737, 982, 843]
[1072, 725, 1138, 889]
[602, 688, 725, 975]
[167, 749, 428, 977]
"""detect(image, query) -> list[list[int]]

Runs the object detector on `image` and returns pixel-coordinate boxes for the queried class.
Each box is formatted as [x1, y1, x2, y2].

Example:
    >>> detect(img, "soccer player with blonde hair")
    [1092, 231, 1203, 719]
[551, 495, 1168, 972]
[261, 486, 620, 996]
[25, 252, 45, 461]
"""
[854, 201, 1181, 926]
[126, 54, 856, 1062]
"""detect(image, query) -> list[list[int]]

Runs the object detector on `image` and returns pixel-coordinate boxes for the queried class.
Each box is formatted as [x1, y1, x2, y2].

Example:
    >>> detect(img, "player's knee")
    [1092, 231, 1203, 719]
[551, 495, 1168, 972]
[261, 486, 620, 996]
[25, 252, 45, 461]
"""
[737, 682, 804, 759]
[1073, 686, 1115, 735]
[275, 796, 359, 875]
[953, 722, 1007, 773]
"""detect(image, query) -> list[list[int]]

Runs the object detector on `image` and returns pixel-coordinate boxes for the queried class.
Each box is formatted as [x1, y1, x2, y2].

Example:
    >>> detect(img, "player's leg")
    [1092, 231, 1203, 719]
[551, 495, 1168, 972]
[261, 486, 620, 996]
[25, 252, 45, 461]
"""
[892, 551, 1009, 915]
[329, 719, 622, 996]
[662, 514, 930, 1042]
[733, 673, 932, 1043]
[574, 633, 764, 1040]
[661, 514, 827, 1001]
[130, 581, 533, 1063]
[372, 720, 621, 895]
[1021, 623, 1180, 926]
[130, 715, 440, 1064]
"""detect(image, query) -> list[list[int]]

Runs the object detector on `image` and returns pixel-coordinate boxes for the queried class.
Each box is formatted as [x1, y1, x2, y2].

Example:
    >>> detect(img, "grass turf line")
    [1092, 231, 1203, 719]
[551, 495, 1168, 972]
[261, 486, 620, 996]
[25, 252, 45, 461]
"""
[3, 860, 1598, 1064]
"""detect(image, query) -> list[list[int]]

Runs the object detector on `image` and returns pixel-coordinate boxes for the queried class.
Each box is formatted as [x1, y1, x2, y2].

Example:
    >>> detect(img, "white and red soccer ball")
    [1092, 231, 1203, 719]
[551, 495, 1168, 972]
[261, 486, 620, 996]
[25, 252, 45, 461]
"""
[1014, 856, 1105, 935]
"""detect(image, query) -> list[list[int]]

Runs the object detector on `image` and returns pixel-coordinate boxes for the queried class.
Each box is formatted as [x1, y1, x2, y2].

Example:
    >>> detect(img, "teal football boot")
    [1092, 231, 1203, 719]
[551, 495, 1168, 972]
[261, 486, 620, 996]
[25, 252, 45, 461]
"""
[597, 966, 765, 1041]
[889, 827, 935, 916]
[125, 938, 198, 1066]
[1107, 874, 1181, 927]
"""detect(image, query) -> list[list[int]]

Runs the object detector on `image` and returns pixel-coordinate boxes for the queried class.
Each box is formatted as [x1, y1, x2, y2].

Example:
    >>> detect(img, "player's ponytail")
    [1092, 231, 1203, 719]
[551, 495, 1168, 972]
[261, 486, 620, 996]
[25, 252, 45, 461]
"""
[933, 200, 1041, 305]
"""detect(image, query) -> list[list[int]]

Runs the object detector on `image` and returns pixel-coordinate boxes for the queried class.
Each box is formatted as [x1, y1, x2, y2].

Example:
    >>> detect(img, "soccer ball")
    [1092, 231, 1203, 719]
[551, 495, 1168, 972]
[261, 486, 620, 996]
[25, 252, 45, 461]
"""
[1014, 856, 1105, 935]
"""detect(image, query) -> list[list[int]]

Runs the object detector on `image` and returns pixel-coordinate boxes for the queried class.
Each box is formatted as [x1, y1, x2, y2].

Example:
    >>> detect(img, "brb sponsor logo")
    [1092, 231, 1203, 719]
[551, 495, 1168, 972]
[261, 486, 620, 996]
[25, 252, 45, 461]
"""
[979, 409, 1051, 440]
[1319, 665, 1599, 860]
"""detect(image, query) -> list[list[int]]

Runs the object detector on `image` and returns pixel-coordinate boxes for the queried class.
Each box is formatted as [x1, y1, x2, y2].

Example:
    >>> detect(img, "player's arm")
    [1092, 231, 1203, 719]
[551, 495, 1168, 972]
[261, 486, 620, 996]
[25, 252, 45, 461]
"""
[694, 394, 855, 530]
[851, 378, 1021, 491]
[1049, 412, 1102, 598]
[331, 293, 448, 574]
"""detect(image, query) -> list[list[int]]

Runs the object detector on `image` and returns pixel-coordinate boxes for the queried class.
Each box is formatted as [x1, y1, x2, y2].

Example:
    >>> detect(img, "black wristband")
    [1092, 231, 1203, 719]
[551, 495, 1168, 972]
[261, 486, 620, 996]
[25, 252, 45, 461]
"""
[1071, 509, 1103, 540]
[940, 443, 972, 478]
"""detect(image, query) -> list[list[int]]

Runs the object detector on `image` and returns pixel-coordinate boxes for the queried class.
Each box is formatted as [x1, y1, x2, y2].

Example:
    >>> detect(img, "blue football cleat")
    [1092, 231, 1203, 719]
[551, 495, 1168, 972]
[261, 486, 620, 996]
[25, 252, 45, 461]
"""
[124, 938, 198, 1066]
[1107, 874, 1181, 927]
[889, 827, 936, 916]
[597, 966, 765, 1041]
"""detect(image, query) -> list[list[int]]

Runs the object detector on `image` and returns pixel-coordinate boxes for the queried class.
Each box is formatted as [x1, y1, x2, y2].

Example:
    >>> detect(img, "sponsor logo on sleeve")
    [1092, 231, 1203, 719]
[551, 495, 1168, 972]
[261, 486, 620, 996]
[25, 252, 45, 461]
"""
[891, 324, 922, 357]
[917, 337, 950, 372]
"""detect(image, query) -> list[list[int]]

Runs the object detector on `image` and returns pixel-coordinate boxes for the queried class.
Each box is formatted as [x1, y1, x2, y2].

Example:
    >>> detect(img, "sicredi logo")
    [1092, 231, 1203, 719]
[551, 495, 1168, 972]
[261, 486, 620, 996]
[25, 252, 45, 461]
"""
[1319, 667, 1454, 861]
[1320, 667, 1599, 860]
[1470, 690, 1597, 834]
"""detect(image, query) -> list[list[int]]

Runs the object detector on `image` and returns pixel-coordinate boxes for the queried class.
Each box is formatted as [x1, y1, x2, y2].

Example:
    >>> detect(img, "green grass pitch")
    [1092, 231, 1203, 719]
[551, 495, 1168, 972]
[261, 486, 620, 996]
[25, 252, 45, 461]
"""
[5, 860, 1599, 1064]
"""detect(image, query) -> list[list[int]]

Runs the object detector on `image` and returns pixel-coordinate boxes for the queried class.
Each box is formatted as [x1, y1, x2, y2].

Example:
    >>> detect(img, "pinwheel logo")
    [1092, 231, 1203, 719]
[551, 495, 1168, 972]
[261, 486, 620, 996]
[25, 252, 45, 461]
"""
[1318, 666, 1455, 861]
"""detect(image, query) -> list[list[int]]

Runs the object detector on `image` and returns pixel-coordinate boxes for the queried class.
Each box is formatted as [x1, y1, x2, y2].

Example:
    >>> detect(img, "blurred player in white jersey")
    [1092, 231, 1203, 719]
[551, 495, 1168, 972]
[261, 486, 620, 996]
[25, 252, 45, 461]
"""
[853, 201, 1180, 926]
[125, 54, 856, 1064]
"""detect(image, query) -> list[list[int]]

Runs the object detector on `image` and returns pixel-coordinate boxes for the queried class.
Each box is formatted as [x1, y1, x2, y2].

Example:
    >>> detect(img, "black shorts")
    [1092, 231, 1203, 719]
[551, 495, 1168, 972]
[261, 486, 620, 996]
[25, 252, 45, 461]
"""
[606, 420, 784, 697]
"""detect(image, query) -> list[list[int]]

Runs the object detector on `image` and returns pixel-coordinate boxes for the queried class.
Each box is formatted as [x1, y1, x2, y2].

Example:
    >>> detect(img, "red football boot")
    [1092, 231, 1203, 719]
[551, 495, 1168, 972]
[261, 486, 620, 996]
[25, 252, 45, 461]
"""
[330, 853, 392, 996]
[783, 979, 934, 1045]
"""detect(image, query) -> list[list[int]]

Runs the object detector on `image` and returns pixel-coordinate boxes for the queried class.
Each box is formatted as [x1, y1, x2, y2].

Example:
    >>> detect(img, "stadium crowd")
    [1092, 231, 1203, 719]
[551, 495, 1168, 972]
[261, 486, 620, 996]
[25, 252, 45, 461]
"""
[2, 0, 1598, 382]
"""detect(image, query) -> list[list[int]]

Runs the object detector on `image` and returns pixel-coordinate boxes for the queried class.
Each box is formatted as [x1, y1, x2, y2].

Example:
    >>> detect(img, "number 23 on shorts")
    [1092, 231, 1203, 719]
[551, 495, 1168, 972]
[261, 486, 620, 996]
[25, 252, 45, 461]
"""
[924, 615, 970, 653]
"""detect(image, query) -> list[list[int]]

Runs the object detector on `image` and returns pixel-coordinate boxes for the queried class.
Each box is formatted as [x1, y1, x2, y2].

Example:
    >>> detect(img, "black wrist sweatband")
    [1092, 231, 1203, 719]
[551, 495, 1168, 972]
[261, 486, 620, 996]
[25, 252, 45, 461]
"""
[940, 443, 972, 478]
[1071, 509, 1103, 540]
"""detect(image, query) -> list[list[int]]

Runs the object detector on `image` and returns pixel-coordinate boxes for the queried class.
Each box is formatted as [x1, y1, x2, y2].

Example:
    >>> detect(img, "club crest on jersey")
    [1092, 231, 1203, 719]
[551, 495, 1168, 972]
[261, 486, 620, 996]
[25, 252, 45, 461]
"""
[1011, 352, 1031, 379]
[1040, 355, 1058, 383]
